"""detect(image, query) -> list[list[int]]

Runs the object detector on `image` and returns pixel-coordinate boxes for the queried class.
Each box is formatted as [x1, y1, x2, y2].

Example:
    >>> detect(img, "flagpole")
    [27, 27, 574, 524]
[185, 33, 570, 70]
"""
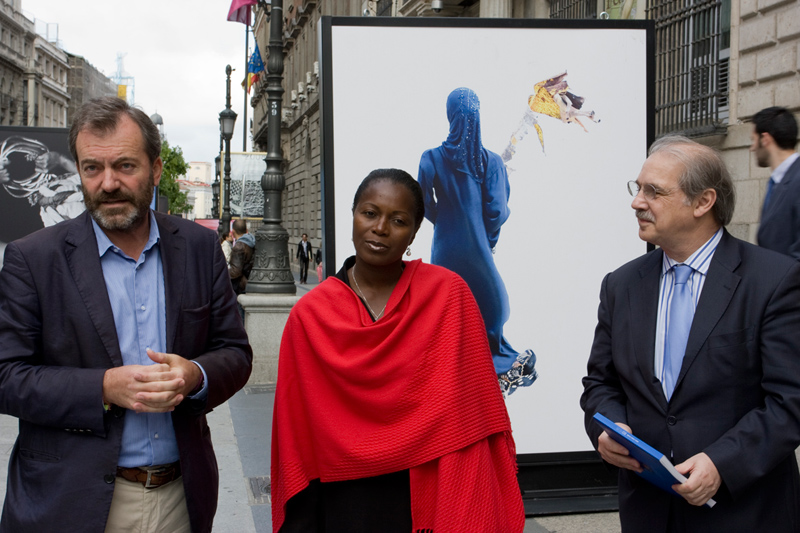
[243, 24, 249, 152]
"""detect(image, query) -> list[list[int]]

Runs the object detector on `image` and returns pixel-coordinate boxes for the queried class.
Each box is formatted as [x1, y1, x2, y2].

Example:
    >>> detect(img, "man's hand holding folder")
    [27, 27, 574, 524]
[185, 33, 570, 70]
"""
[593, 413, 718, 508]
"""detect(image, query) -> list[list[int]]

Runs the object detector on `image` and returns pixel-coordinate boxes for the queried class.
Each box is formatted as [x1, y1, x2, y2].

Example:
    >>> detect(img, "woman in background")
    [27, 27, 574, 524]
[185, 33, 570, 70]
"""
[271, 168, 524, 533]
[418, 87, 537, 395]
[220, 231, 233, 267]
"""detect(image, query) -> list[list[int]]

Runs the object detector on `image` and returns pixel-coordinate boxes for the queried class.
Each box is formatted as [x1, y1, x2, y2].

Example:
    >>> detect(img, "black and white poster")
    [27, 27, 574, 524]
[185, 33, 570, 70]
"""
[0, 127, 81, 249]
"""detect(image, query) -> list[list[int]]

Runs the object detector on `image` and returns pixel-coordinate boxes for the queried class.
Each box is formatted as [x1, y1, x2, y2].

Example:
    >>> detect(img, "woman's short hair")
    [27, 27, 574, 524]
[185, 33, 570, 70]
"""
[352, 168, 425, 228]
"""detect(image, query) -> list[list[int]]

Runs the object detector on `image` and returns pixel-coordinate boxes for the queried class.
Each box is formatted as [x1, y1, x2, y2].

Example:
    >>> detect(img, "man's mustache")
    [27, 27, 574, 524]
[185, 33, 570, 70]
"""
[636, 210, 654, 222]
[87, 190, 134, 204]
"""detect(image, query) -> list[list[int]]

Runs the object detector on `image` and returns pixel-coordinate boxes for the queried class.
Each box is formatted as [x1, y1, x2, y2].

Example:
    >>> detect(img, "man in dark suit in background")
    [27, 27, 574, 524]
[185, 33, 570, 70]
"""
[296, 232, 312, 284]
[752, 106, 800, 258]
[0, 97, 252, 532]
[581, 136, 800, 532]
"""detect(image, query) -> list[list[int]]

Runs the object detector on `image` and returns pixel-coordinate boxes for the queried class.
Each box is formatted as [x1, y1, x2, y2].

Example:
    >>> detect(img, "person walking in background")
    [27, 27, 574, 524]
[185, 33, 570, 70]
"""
[229, 219, 255, 295]
[581, 136, 800, 532]
[315, 247, 323, 283]
[220, 231, 233, 267]
[751, 106, 800, 258]
[0, 96, 252, 532]
[272, 168, 524, 533]
[418, 87, 537, 396]
[296, 232, 312, 284]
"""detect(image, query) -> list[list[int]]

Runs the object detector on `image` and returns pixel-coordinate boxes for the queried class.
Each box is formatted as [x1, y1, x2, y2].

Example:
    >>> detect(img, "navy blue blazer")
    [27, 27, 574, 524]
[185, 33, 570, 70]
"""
[581, 230, 800, 532]
[0, 210, 253, 533]
[758, 156, 800, 259]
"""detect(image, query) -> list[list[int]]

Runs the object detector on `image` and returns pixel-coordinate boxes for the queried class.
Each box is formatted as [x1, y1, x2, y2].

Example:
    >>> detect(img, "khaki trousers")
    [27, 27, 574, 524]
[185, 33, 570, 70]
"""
[104, 476, 191, 533]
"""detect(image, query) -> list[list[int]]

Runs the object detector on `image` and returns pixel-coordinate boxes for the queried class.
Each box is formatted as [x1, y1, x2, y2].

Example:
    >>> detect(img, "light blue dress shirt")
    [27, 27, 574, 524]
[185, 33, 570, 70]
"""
[771, 152, 799, 185]
[93, 211, 207, 467]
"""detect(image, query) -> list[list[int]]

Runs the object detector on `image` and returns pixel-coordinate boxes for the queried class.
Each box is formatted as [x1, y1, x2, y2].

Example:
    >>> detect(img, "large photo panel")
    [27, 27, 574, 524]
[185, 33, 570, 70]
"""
[321, 18, 653, 455]
[0, 127, 77, 247]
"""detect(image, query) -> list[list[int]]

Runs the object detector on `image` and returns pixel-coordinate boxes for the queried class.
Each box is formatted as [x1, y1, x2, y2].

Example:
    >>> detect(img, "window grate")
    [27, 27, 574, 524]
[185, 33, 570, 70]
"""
[648, 0, 729, 137]
[550, 0, 597, 19]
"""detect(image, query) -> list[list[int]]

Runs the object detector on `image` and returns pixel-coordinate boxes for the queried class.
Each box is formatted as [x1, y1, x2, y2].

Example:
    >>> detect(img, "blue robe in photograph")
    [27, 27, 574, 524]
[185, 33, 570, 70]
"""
[418, 87, 520, 375]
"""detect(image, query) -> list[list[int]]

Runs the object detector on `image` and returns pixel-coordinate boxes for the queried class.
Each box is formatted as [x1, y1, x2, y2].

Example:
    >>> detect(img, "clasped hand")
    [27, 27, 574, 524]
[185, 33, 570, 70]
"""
[102, 349, 201, 413]
[598, 424, 720, 507]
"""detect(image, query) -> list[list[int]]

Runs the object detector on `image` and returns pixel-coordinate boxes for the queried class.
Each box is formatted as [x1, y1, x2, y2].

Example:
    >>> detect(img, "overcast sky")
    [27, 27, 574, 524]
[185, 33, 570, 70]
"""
[25, 0, 255, 164]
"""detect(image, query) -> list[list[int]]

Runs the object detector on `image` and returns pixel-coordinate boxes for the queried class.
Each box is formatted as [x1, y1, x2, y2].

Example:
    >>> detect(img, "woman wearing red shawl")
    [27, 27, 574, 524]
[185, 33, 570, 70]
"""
[271, 169, 525, 532]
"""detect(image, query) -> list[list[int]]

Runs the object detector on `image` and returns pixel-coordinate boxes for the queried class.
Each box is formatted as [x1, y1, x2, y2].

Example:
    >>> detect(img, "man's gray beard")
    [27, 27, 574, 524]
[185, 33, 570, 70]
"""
[83, 172, 154, 231]
[90, 202, 148, 231]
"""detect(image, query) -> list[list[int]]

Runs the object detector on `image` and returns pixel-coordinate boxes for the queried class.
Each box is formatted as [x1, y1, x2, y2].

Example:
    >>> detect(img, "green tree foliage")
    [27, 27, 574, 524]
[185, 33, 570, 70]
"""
[159, 140, 192, 214]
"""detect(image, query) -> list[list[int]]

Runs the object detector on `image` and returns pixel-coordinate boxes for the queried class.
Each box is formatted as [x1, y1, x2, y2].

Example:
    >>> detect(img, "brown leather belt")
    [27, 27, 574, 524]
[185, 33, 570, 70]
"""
[116, 462, 181, 489]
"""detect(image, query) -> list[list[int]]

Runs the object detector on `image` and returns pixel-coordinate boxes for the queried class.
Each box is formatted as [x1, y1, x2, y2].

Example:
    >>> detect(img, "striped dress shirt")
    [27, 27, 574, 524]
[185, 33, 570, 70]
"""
[654, 228, 723, 399]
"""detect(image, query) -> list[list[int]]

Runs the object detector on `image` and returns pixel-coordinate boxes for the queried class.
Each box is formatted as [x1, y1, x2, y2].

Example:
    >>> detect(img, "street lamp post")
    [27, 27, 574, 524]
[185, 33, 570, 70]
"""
[213, 141, 221, 231]
[247, 0, 295, 294]
[212, 155, 220, 220]
[218, 65, 237, 240]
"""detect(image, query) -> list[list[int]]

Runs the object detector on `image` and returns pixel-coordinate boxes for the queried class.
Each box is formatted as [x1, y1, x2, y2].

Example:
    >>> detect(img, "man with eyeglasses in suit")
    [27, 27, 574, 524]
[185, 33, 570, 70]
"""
[581, 135, 800, 532]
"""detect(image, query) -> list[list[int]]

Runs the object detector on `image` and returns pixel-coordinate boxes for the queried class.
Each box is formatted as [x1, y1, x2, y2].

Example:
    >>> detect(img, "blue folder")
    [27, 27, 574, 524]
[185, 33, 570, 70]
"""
[593, 412, 716, 508]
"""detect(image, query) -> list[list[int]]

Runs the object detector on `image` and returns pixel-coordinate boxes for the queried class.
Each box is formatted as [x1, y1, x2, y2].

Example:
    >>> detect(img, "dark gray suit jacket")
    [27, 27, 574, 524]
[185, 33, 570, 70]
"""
[0, 211, 253, 533]
[581, 230, 800, 532]
[758, 156, 800, 259]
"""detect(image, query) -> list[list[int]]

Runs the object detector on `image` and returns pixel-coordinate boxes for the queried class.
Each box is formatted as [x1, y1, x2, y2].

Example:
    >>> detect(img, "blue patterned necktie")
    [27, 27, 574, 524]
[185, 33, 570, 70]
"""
[664, 264, 694, 401]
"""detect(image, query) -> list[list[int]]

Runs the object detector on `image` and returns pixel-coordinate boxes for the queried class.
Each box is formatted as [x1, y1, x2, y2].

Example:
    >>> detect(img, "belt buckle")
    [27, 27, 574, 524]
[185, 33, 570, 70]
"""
[145, 469, 156, 489]
[144, 465, 168, 489]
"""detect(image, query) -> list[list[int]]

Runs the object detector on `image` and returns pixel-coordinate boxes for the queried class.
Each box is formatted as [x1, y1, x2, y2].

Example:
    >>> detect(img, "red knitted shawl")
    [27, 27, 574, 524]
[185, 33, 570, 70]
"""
[271, 260, 524, 532]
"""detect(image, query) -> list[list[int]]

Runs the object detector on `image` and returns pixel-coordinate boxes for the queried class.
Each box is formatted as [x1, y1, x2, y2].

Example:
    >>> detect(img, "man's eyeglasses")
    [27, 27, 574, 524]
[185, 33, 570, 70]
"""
[627, 180, 675, 201]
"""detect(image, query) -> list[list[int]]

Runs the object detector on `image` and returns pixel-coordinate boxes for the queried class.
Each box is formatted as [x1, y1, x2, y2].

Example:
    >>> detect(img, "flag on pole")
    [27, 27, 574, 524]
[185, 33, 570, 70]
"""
[242, 73, 260, 93]
[227, 0, 259, 25]
[248, 43, 265, 74]
[241, 43, 265, 93]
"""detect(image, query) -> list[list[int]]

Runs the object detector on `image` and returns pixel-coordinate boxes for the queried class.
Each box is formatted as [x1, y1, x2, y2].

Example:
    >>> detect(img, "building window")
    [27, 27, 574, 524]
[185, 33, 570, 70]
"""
[648, 0, 730, 136]
[376, 0, 394, 16]
[550, 0, 597, 19]
[551, 0, 729, 137]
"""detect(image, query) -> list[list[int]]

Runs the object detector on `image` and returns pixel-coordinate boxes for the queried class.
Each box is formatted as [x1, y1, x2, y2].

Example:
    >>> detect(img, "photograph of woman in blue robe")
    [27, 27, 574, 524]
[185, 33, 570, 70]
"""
[417, 87, 537, 396]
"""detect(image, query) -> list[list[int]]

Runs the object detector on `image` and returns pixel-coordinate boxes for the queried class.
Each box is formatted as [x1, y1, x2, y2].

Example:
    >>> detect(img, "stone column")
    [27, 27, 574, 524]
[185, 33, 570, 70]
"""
[239, 293, 301, 384]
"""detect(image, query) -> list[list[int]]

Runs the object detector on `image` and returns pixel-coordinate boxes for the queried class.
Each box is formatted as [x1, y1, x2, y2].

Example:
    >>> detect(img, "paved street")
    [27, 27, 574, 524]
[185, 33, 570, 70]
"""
[0, 266, 622, 532]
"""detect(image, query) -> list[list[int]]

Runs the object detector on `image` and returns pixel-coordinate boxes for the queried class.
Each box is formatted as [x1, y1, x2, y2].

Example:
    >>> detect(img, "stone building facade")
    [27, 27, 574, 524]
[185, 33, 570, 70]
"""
[250, 0, 800, 251]
[713, 0, 800, 242]
[251, 0, 327, 252]
[0, 0, 33, 126]
[0, 0, 115, 129]
[65, 54, 118, 126]
[26, 35, 70, 128]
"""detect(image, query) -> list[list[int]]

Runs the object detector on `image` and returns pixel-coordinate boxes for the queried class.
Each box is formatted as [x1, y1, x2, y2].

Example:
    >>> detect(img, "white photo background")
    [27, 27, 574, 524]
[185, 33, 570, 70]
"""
[325, 21, 650, 454]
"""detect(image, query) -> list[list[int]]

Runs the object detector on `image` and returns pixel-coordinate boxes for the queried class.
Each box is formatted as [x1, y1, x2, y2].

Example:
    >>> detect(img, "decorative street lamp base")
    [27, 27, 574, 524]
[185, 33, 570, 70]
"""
[247, 224, 297, 294]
